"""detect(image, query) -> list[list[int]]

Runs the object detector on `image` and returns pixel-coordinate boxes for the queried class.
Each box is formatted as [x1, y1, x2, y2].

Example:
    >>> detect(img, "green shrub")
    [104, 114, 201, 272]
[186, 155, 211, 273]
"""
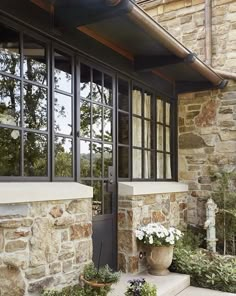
[170, 246, 236, 293]
[83, 262, 121, 284]
[42, 285, 86, 296]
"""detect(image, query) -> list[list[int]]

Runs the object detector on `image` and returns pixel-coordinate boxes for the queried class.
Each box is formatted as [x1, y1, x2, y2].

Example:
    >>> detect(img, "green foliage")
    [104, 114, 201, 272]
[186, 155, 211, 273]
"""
[83, 263, 121, 284]
[42, 285, 86, 296]
[212, 171, 236, 255]
[170, 246, 236, 293]
[41, 284, 110, 296]
[176, 228, 204, 251]
[125, 278, 157, 296]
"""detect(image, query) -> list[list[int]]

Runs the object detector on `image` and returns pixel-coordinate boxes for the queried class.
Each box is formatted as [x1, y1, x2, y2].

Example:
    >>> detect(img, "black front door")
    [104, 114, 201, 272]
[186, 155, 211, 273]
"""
[79, 61, 117, 269]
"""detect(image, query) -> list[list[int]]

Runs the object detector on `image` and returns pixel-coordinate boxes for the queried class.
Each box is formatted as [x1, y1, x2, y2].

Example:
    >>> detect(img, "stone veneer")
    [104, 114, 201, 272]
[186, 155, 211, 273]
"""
[0, 198, 92, 296]
[118, 192, 187, 273]
[140, 0, 236, 226]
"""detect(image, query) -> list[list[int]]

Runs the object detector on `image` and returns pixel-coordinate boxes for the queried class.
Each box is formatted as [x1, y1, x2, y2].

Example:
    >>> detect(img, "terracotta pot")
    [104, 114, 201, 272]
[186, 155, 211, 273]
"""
[146, 245, 174, 276]
[80, 275, 112, 288]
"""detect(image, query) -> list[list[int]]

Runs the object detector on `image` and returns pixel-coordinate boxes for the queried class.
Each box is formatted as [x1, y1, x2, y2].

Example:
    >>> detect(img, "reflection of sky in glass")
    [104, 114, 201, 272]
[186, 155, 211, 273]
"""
[55, 136, 72, 153]
[81, 81, 90, 99]
[0, 75, 21, 126]
[54, 69, 71, 93]
[54, 92, 72, 135]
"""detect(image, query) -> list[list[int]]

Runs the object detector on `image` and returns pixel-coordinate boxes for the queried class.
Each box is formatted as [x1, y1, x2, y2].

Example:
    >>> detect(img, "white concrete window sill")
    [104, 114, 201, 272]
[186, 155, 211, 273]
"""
[0, 182, 93, 204]
[118, 182, 188, 196]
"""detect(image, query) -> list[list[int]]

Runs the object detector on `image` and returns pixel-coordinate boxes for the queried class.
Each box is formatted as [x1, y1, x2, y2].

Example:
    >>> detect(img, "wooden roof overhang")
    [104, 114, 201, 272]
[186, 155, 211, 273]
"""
[31, 0, 227, 94]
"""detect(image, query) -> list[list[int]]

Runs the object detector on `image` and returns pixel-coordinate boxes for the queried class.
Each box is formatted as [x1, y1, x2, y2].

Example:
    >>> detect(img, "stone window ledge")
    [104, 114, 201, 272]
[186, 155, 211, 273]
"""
[118, 181, 188, 196]
[0, 182, 93, 204]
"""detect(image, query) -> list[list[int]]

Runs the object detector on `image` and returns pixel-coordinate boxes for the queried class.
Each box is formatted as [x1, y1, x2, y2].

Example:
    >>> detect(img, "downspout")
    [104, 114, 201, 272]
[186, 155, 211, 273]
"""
[205, 0, 212, 66]
[205, 0, 236, 81]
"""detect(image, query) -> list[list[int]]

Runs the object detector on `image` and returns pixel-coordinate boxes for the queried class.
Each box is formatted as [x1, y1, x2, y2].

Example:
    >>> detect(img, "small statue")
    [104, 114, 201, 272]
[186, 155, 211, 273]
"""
[204, 198, 218, 253]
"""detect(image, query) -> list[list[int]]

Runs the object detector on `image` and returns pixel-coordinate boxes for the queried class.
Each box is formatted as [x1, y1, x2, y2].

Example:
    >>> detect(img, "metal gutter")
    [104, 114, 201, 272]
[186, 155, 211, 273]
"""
[127, 2, 228, 88]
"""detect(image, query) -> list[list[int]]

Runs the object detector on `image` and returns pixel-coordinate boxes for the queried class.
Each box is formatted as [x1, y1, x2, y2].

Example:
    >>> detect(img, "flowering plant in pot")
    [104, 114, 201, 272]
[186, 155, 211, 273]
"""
[135, 223, 183, 276]
[80, 262, 121, 295]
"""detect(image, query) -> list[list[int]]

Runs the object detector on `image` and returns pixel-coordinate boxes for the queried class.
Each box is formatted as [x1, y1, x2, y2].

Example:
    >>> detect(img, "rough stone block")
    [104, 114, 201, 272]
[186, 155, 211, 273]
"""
[0, 204, 28, 219]
[63, 259, 73, 273]
[75, 240, 92, 264]
[49, 262, 62, 274]
[49, 206, 63, 218]
[70, 223, 92, 240]
[2, 253, 28, 269]
[0, 219, 33, 228]
[128, 256, 139, 273]
[25, 266, 46, 280]
[5, 240, 27, 252]
[0, 266, 25, 296]
[28, 277, 54, 293]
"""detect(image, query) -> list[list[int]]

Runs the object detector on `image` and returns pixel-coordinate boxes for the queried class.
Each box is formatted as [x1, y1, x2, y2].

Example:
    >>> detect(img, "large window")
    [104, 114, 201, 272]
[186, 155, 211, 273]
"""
[0, 21, 176, 182]
[130, 85, 174, 180]
[0, 23, 74, 179]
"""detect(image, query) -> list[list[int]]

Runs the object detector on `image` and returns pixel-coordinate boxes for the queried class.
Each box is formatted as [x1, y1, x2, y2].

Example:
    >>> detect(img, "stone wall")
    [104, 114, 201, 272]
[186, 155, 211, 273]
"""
[118, 192, 187, 273]
[140, 0, 236, 226]
[0, 199, 92, 296]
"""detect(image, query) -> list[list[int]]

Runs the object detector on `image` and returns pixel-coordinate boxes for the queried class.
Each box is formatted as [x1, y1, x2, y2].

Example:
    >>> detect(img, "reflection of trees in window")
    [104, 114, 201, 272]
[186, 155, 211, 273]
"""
[24, 132, 47, 176]
[55, 137, 72, 177]
[0, 75, 21, 126]
[0, 128, 20, 176]
[24, 84, 47, 130]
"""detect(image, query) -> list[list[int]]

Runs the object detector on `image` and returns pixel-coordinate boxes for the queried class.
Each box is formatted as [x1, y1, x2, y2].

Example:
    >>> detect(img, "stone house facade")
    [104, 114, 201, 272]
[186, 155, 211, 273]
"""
[139, 0, 236, 226]
[0, 0, 234, 295]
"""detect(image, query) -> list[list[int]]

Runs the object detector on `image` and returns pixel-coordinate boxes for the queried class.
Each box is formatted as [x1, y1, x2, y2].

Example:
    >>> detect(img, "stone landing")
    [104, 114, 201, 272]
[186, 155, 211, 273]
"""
[109, 272, 190, 296]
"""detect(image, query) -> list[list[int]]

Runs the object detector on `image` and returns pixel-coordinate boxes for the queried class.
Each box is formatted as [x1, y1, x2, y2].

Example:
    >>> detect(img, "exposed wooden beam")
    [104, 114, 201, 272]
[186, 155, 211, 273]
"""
[175, 81, 215, 94]
[78, 26, 134, 61]
[134, 55, 182, 72]
[31, 0, 53, 13]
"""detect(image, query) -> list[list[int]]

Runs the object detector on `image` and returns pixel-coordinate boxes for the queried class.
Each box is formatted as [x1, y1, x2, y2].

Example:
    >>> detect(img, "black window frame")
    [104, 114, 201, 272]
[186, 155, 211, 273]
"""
[0, 17, 178, 182]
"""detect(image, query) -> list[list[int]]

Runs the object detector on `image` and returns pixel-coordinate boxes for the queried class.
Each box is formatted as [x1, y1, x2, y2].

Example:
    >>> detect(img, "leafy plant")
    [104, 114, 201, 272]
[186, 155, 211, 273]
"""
[212, 171, 236, 255]
[42, 285, 86, 296]
[83, 262, 121, 284]
[170, 246, 236, 293]
[125, 278, 157, 296]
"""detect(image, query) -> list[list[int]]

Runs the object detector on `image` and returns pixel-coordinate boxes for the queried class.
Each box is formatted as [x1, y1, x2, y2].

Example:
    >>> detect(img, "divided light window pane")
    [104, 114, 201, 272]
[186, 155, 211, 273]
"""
[156, 99, 163, 123]
[54, 51, 72, 93]
[118, 78, 129, 112]
[118, 112, 129, 145]
[80, 100, 91, 138]
[54, 136, 73, 177]
[24, 83, 47, 131]
[0, 127, 21, 176]
[144, 92, 151, 119]
[24, 132, 48, 176]
[0, 24, 20, 76]
[118, 146, 129, 178]
[132, 87, 142, 116]
[132, 117, 142, 147]
[54, 92, 72, 135]
[104, 74, 112, 106]
[132, 148, 142, 178]
[80, 140, 91, 178]
[23, 36, 47, 85]
[0, 75, 21, 127]
[80, 64, 91, 99]
[92, 69, 102, 103]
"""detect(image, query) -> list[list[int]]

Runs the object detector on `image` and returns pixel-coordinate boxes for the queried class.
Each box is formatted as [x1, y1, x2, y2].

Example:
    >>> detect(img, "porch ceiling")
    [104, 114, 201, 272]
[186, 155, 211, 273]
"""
[33, 0, 227, 94]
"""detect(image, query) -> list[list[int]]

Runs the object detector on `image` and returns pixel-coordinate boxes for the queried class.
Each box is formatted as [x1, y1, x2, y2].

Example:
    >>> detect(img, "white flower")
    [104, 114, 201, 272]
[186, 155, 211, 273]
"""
[149, 235, 154, 244]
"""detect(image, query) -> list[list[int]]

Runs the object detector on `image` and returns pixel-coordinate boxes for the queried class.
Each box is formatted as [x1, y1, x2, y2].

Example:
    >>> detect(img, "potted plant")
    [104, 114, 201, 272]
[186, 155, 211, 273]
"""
[135, 223, 183, 276]
[80, 262, 120, 295]
[125, 278, 157, 296]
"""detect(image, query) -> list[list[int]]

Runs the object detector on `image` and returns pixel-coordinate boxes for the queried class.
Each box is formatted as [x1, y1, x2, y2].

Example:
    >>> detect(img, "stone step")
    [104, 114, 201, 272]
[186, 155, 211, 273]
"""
[109, 272, 190, 296]
[176, 287, 236, 296]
